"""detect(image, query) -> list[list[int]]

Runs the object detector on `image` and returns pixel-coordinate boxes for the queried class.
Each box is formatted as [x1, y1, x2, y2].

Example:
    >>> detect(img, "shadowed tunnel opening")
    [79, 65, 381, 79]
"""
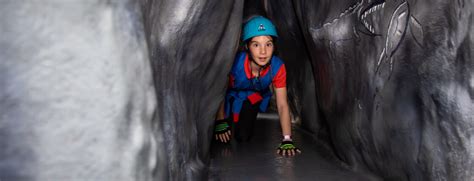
[205, 1, 352, 179]
[0, 0, 472, 180]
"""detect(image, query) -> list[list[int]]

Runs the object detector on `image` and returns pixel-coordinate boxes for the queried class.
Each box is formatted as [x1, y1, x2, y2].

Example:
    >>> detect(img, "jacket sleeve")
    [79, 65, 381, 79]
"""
[272, 64, 286, 88]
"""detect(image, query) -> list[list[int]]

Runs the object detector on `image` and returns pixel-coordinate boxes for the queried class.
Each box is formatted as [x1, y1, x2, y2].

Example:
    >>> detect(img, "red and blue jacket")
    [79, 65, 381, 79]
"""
[225, 52, 286, 122]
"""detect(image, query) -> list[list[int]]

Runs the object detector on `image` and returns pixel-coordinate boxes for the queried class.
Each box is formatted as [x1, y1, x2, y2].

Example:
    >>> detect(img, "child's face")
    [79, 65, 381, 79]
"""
[247, 36, 274, 66]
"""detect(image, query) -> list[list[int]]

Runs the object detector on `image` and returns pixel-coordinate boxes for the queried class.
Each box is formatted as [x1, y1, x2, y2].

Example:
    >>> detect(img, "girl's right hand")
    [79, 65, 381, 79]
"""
[215, 130, 232, 143]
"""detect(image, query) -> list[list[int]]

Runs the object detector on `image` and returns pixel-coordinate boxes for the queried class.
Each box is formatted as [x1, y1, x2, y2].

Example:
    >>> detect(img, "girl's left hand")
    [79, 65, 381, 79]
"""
[276, 140, 301, 156]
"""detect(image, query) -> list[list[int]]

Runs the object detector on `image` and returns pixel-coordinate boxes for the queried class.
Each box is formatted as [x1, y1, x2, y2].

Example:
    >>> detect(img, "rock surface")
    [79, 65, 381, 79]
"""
[287, 0, 474, 180]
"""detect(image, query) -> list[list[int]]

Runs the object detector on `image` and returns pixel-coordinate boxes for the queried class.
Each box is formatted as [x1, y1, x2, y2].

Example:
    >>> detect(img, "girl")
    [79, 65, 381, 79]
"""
[214, 16, 301, 156]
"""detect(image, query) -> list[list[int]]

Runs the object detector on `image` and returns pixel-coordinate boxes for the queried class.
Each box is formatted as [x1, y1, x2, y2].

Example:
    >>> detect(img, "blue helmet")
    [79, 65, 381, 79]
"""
[242, 16, 278, 42]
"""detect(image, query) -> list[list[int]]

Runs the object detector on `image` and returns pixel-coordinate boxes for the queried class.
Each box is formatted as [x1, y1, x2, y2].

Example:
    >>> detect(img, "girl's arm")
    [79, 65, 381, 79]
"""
[216, 100, 225, 120]
[275, 86, 301, 156]
[274, 87, 291, 138]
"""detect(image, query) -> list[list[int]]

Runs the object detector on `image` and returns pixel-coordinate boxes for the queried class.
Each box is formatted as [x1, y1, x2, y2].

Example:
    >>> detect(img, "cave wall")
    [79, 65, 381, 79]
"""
[287, 0, 474, 180]
[250, 0, 474, 180]
[140, 0, 243, 179]
[0, 0, 243, 180]
[0, 1, 158, 180]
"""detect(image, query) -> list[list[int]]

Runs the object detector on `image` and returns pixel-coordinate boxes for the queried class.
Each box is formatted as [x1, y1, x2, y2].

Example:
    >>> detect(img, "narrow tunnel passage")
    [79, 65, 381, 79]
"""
[0, 0, 472, 180]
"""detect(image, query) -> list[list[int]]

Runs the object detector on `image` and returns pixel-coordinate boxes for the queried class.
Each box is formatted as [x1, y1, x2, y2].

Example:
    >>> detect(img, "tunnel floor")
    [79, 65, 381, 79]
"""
[208, 114, 381, 181]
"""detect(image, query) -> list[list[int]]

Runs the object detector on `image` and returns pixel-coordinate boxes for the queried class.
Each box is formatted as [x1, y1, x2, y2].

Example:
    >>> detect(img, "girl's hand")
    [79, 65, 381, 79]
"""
[215, 130, 232, 143]
[276, 140, 301, 156]
[214, 119, 232, 143]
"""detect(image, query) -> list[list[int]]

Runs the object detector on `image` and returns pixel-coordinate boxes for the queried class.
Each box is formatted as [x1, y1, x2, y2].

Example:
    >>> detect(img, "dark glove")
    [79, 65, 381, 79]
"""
[214, 119, 232, 143]
[214, 119, 231, 134]
[277, 140, 301, 156]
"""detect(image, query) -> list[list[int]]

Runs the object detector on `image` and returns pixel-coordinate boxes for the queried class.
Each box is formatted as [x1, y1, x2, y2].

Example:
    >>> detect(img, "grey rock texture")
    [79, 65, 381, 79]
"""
[0, 0, 244, 180]
[140, 0, 244, 179]
[288, 0, 474, 180]
[0, 1, 157, 180]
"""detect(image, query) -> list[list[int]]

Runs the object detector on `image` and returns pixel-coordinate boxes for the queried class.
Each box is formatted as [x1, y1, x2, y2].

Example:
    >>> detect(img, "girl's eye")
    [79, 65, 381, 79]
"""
[252, 44, 259, 47]
[266, 43, 273, 47]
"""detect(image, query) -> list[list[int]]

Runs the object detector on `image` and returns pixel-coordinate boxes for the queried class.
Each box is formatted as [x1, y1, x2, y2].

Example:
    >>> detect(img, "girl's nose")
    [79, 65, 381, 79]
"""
[260, 46, 266, 54]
